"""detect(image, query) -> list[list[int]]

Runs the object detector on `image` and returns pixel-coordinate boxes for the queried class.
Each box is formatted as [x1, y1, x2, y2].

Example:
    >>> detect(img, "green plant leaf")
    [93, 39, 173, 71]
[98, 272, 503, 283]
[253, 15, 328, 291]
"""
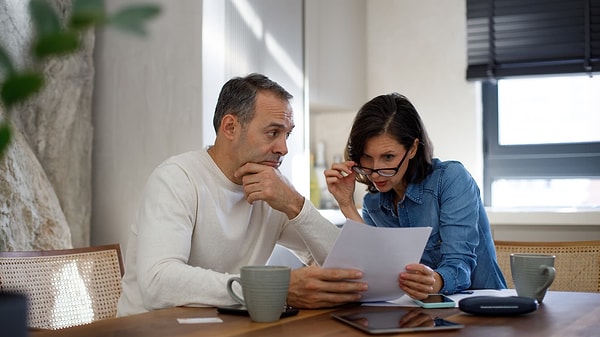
[29, 0, 62, 36]
[0, 122, 11, 158]
[33, 31, 81, 59]
[107, 5, 161, 36]
[70, 0, 107, 30]
[0, 72, 44, 108]
[0, 45, 16, 76]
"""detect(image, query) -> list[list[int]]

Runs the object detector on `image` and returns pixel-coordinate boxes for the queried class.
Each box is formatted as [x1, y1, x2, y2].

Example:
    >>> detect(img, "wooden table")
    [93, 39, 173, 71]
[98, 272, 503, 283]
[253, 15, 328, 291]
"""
[30, 291, 600, 337]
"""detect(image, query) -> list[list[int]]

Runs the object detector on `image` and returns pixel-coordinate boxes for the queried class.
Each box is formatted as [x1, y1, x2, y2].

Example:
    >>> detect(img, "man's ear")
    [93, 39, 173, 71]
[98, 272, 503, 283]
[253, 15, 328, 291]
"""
[220, 114, 237, 140]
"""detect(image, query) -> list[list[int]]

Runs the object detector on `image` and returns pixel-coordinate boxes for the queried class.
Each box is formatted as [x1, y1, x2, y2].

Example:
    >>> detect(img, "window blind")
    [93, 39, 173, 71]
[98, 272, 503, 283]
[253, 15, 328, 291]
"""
[466, 0, 600, 80]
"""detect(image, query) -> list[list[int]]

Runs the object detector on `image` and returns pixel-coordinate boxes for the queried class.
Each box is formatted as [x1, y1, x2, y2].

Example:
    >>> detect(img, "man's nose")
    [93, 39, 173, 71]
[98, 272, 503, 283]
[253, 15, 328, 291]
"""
[274, 136, 288, 156]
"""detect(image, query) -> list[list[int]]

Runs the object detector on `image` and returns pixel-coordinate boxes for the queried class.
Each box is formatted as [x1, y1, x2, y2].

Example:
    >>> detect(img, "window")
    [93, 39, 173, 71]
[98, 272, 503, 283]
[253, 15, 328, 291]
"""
[467, 0, 600, 208]
[482, 75, 600, 208]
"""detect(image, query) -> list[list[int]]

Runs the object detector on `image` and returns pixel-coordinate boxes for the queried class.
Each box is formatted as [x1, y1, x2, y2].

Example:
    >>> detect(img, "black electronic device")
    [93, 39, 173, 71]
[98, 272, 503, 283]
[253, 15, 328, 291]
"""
[458, 296, 538, 316]
[216, 304, 299, 318]
[331, 309, 464, 334]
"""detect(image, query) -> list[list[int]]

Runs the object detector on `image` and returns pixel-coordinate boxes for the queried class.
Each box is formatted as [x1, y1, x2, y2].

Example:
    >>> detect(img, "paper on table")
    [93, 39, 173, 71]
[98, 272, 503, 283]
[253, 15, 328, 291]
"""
[177, 317, 223, 324]
[364, 289, 519, 307]
[323, 219, 432, 302]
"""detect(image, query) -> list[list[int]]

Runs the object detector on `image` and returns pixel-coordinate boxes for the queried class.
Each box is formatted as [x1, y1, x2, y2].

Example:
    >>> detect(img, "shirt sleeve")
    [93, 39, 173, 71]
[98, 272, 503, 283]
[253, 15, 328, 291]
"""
[435, 163, 481, 294]
[280, 199, 341, 266]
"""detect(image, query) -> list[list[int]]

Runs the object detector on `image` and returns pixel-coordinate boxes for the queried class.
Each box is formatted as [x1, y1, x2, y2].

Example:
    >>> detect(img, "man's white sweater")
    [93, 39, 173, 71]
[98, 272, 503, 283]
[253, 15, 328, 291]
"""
[117, 149, 339, 316]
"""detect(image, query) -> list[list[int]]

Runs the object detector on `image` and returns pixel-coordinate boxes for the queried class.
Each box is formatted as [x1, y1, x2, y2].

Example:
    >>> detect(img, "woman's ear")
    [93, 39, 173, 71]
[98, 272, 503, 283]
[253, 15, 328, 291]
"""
[410, 138, 420, 158]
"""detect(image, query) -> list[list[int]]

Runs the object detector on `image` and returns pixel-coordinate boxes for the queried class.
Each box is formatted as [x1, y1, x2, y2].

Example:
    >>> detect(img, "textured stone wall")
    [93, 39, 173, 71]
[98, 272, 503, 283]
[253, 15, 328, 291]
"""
[0, 0, 93, 250]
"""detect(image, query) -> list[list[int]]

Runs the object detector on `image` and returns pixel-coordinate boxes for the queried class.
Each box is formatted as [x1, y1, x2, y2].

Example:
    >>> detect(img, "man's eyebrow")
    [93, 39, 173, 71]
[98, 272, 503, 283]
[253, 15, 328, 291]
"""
[266, 122, 295, 130]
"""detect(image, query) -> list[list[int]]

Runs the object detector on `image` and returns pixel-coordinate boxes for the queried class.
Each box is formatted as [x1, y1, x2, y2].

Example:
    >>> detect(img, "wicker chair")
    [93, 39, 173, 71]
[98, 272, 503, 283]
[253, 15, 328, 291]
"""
[494, 240, 600, 293]
[0, 244, 124, 330]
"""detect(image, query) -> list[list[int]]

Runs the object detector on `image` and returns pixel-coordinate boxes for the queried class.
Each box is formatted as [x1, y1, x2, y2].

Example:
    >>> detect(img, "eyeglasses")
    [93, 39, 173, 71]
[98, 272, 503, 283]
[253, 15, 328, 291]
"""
[352, 150, 410, 177]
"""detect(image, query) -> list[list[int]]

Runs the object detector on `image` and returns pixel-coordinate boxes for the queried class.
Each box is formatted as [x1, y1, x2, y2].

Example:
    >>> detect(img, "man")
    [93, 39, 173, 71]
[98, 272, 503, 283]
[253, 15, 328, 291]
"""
[117, 73, 367, 316]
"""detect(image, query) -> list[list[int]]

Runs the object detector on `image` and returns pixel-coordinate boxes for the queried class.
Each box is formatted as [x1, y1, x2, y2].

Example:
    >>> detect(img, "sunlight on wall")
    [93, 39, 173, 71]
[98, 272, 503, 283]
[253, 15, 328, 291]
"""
[231, 0, 303, 88]
[232, 0, 263, 38]
[265, 32, 303, 89]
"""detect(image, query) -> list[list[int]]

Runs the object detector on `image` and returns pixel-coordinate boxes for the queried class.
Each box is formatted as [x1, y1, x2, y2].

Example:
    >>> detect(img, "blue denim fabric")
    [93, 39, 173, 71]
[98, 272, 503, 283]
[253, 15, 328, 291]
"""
[361, 159, 507, 294]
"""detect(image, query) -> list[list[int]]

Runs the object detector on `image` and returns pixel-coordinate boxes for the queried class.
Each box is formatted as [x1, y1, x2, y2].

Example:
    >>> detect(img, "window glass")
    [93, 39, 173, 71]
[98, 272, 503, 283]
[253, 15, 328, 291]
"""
[491, 178, 600, 208]
[497, 75, 600, 145]
[486, 75, 600, 209]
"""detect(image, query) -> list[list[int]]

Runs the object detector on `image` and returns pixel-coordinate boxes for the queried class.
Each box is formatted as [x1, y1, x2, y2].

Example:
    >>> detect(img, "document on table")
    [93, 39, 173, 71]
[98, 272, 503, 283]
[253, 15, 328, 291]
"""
[323, 219, 432, 302]
[364, 289, 519, 307]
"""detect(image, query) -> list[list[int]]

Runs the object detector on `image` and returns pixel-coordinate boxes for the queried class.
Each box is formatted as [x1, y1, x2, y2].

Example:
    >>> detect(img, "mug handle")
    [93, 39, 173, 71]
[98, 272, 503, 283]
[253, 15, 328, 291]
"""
[227, 277, 246, 306]
[535, 265, 556, 298]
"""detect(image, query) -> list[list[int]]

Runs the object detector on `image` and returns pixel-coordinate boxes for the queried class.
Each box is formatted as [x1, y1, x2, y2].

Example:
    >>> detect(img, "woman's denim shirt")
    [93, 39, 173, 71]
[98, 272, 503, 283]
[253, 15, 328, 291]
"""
[361, 159, 507, 294]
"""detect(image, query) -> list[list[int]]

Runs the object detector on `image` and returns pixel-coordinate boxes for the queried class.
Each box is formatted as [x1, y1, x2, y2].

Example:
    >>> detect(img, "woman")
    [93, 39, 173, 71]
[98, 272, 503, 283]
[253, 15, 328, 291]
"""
[325, 93, 506, 300]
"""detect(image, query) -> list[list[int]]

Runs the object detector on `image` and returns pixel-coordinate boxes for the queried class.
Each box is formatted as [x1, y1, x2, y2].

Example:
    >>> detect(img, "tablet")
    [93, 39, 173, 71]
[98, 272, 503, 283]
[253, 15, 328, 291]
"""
[331, 309, 464, 334]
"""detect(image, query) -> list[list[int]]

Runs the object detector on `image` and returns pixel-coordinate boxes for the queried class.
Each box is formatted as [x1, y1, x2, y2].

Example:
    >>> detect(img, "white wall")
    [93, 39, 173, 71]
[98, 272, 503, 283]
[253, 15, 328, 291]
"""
[366, 0, 481, 181]
[92, 0, 204, 250]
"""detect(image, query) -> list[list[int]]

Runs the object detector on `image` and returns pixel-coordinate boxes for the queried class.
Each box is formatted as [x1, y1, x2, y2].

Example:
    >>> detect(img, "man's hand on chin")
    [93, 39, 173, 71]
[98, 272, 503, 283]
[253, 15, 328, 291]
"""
[234, 162, 304, 218]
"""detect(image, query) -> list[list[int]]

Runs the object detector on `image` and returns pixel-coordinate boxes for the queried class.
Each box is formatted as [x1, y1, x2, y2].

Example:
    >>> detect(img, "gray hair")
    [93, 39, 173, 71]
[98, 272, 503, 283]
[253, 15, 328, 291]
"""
[212, 73, 293, 132]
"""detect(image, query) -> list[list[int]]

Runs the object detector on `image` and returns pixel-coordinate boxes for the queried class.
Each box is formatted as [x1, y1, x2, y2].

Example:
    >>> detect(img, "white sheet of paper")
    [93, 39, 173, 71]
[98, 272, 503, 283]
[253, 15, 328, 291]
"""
[177, 317, 223, 324]
[323, 219, 432, 302]
[364, 289, 519, 307]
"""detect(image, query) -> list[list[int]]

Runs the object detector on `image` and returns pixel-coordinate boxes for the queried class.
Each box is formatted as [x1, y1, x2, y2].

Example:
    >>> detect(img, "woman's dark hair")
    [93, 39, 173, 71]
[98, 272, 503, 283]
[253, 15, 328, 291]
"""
[213, 73, 293, 132]
[345, 93, 433, 193]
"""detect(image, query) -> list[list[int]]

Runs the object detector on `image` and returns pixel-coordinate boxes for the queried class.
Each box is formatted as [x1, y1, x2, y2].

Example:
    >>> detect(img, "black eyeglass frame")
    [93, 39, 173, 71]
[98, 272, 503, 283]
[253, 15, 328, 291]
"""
[351, 150, 410, 177]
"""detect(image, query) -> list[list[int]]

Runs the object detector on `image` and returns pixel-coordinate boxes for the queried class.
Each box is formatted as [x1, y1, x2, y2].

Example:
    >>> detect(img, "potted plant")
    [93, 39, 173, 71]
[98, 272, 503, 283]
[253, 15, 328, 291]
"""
[0, 0, 160, 157]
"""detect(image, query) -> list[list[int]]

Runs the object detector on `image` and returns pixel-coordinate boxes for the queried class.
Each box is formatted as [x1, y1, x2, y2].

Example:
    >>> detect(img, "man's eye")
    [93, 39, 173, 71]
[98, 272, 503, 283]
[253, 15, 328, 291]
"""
[285, 132, 292, 139]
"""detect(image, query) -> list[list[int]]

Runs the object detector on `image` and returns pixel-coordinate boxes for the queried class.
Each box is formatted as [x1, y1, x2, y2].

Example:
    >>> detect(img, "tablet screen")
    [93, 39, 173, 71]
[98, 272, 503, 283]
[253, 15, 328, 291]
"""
[331, 309, 464, 334]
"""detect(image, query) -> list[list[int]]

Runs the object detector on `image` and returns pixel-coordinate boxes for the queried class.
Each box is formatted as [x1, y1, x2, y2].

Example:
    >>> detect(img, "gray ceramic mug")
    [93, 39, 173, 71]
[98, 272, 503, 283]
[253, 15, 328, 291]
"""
[226, 265, 291, 323]
[510, 253, 556, 303]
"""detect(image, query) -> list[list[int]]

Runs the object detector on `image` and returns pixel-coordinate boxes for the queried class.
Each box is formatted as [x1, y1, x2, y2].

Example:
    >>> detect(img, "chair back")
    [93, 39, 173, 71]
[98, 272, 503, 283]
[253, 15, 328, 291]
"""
[494, 240, 600, 292]
[0, 244, 124, 329]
